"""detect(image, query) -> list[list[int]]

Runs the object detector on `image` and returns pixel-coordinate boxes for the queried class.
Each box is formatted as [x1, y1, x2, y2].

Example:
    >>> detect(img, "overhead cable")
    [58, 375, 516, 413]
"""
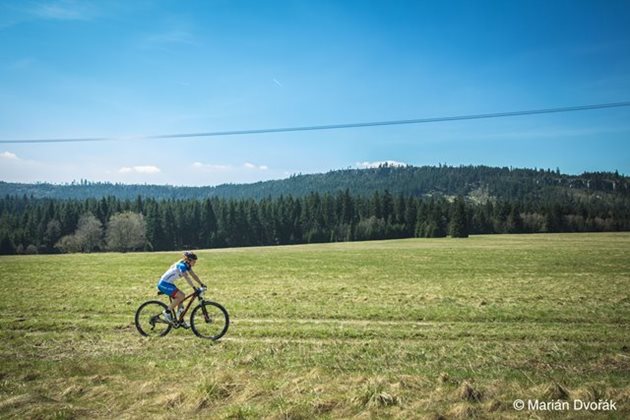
[1, 101, 629, 144]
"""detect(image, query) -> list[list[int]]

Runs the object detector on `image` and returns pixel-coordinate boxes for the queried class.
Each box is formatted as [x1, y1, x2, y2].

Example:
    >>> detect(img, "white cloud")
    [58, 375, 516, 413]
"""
[119, 165, 161, 174]
[244, 162, 268, 170]
[0, 151, 18, 160]
[357, 160, 408, 169]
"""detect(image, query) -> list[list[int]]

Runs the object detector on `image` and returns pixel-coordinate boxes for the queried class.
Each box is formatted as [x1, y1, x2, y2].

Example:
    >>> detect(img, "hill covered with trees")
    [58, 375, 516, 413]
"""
[1, 164, 628, 202]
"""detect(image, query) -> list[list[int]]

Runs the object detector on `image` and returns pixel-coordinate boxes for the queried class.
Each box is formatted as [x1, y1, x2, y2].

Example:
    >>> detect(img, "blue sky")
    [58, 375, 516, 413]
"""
[1, 0, 629, 186]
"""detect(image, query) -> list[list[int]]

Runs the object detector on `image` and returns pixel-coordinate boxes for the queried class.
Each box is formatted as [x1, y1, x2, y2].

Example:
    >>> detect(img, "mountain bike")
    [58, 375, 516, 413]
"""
[135, 286, 229, 340]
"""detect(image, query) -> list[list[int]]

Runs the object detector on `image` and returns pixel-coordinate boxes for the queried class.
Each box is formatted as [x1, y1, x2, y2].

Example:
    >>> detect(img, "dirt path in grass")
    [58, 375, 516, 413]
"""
[234, 318, 435, 326]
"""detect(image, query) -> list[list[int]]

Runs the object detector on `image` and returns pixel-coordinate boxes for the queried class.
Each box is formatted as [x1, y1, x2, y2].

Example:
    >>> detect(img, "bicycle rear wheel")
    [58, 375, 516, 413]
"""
[135, 300, 172, 337]
[190, 301, 229, 340]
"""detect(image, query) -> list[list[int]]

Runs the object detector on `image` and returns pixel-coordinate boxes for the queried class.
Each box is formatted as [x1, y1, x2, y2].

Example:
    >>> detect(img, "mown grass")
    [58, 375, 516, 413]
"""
[0, 233, 629, 418]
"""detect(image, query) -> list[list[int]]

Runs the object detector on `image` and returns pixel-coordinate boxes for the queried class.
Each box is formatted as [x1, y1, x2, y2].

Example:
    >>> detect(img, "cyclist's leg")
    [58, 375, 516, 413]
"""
[168, 290, 185, 311]
[158, 281, 182, 312]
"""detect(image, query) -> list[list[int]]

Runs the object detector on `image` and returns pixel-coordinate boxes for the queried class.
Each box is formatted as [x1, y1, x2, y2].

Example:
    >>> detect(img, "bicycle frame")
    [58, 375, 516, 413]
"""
[169, 289, 201, 323]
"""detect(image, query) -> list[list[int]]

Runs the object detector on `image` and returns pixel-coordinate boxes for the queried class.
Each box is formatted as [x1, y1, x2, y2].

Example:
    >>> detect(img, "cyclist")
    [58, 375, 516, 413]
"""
[157, 251, 206, 327]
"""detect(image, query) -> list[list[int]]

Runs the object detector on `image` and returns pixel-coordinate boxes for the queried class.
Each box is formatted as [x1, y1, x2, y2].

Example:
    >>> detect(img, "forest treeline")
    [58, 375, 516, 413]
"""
[1, 189, 629, 254]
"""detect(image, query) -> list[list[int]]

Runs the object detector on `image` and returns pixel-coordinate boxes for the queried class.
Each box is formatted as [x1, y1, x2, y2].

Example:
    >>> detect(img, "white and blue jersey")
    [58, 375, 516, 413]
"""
[159, 261, 191, 284]
[157, 260, 191, 296]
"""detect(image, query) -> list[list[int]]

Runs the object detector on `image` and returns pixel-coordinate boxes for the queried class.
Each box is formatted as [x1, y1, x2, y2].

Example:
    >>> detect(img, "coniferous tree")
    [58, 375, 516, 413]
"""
[0, 234, 15, 255]
[506, 204, 524, 233]
[161, 205, 177, 250]
[145, 202, 165, 251]
[372, 191, 383, 219]
[246, 201, 264, 246]
[544, 204, 563, 232]
[404, 196, 417, 236]
[382, 190, 394, 223]
[449, 197, 469, 238]
[339, 189, 354, 225]
[199, 199, 218, 248]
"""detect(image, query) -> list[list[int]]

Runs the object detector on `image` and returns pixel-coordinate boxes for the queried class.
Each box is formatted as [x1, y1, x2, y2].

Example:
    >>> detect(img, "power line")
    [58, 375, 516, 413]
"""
[2, 101, 630, 144]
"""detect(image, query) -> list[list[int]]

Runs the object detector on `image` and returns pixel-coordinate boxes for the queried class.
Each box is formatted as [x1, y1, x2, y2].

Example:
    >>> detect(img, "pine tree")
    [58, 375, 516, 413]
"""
[382, 190, 394, 222]
[506, 204, 524, 233]
[199, 199, 218, 248]
[162, 205, 177, 250]
[0, 234, 15, 255]
[246, 201, 264, 246]
[404, 197, 417, 236]
[372, 191, 382, 219]
[448, 197, 469, 238]
[544, 204, 563, 232]
[145, 202, 165, 251]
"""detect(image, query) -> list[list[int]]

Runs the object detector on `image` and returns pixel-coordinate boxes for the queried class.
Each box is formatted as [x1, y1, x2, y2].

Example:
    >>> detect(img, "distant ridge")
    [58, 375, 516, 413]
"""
[0, 165, 628, 202]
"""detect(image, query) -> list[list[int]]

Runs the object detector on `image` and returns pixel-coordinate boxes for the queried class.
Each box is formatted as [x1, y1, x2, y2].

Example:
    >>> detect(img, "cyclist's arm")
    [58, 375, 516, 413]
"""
[186, 270, 206, 288]
[181, 271, 197, 289]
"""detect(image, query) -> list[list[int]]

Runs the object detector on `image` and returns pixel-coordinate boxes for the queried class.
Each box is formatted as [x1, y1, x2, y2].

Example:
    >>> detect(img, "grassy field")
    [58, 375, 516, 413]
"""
[0, 233, 629, 419]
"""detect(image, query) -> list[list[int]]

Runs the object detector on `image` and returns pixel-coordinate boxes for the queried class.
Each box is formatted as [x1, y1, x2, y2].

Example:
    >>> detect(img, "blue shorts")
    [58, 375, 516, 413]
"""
[157, 281, 179, 298]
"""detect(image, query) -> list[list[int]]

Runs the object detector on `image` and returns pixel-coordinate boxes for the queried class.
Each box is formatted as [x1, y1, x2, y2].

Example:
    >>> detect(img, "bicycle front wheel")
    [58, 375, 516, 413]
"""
[190, 301, 229, 340]
[135, 300, 172, 337]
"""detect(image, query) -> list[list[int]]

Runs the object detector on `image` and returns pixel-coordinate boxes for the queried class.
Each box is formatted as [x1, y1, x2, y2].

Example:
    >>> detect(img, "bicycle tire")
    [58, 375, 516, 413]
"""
[135, 300, 172, 337]
[190, 301, 229, 340]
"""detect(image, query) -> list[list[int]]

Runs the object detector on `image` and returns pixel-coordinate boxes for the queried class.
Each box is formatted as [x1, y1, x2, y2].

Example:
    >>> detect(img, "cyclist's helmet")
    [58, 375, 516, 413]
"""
[183, 251, 198, 261]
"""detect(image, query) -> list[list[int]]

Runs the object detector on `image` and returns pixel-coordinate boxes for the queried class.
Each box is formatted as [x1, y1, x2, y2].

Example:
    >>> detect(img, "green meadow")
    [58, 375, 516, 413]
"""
[0, 233, 629, 418]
